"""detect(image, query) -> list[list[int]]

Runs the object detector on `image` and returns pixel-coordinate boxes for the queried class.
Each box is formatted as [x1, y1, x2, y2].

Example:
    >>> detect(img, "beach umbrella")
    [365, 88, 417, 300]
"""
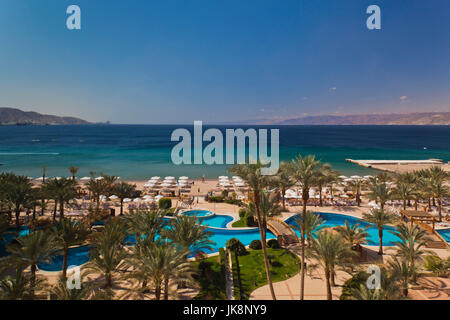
[133, 198, 142, 203]
[109, 195, 119, 200]
[165, 176, 175, 180]
[80, 177, 90, 181]
[338, 175, 347, 179]
[123, 198, 132, 203]
[160, 183, 172, 187]
[341, 194, 349, 199]
[143, 195, 152, 199]
[99, 195, 107, 201]
[363, 175, 373, 179]
[144, 198, 153, 203]
[151, 176, 160, 180]
[155, 195, 164, 201]
[144, 183, 155, 187]
[95, 177, 104, 181]
[179, 176, 189, 180]
[34, 177, 44, 181]
[351, 175, 362, 179]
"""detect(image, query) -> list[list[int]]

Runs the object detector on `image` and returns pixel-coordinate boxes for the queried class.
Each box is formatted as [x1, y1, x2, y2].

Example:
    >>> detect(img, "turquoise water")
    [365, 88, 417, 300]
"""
[182, 210, 234, 228]
[1, 125, 449, 179]
[35, 213, 274, 271]
[183, 210, 214, 217]
[0, 227, 29, 257]
[285, 212, 401, 246]
[437, 229, 450, 242]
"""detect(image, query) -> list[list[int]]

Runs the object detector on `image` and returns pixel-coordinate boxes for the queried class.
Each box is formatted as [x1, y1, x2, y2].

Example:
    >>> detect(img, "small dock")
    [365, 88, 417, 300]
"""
[346, 159, 450, 173]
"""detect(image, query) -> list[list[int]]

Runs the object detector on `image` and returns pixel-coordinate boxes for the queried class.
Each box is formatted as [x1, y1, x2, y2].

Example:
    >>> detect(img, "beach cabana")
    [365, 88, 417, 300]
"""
[400, 210, 437, 230]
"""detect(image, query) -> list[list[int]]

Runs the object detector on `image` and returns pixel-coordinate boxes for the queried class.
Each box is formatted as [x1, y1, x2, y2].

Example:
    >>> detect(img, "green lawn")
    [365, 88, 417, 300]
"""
[193, 248, 299, 300]
[231, 248, 299, 299]
[231, 218, 247, 228]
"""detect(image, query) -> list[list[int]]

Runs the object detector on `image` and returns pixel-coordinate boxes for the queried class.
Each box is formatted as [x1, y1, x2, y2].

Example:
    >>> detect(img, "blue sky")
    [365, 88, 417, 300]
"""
[0, 0, 449, 124]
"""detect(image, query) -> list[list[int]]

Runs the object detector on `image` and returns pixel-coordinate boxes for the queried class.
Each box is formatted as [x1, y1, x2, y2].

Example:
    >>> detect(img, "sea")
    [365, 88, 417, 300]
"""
[0, 125, 449, 180]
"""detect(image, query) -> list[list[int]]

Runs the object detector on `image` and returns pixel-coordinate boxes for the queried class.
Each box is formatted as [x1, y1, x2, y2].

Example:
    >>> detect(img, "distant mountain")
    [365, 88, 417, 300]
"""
[0, 107, 90, 125]
[277, 112, 450, 125]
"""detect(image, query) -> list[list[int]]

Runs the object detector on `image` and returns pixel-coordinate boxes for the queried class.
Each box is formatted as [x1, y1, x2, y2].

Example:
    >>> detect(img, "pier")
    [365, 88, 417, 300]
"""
[346, 159, 450, 173]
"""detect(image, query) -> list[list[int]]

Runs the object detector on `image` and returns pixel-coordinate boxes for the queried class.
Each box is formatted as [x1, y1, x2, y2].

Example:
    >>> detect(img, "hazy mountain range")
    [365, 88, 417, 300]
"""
[1, 107, 449, 125]
[235, 112, 450, 125]
[0, 107, 90, 125]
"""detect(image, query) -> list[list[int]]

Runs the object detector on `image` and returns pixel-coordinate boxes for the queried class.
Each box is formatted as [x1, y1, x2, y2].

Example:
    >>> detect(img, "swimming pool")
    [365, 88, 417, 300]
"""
[38, 245, 91, 272]
[0, 227, 29, 257]
[182, 210, 214, 217]
[437, 228, 450, 242]
[181, 210, 234, 228]
[285, 212, 402, 246]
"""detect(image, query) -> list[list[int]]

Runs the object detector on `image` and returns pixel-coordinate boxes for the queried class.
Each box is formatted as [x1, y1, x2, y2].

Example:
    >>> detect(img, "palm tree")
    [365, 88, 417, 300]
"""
[86, 178, 109, 209]
[163, 215, 215, 256]
[83, 219, 127, 288]
[5, 174, 33, 229]
[315, 163, 338, 207]
[346, 179, 366, 207]
[50, 274, 94, 300]
[124, 242, 192, 300]
[228, 162, 277, 300]
[391, 223, 429, 276]
[53, 217, 90, 278]
[289, 154, 321, 300]
[336, 220, 369, 252]
[226, 238, 247, 300]
[68, 166, 79, 182]
[292, 211, 325, 247]
[0, 267, 45, 300]
[307, 230, 354, 299]
[113, 182, 136, 215]
[42, 166, 47, 183]
[5, 230, 59, 292]
[273, 162, 295, 211]
[388, 256, 414, 297]
[393, 182, 415, 210]
[125, 210, 167, 244]
[362, 209, 398, 255]
[430, 180, 449, 221]
[44, 178, 77, 219]
[367, 183, 392, 211]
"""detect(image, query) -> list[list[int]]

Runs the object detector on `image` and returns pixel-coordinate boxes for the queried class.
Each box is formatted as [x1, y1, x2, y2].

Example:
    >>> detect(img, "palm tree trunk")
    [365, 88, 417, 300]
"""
[255, 194, 276, 300]
[30, 264, 37, 297]
[106, 273, 112, 288]
[319, 187, 323, 207]
[155, 282, 161, 300]
[330, 269, 336, 286]
[438, 199, 442, 222]
[60, 200, 65, 218]
[15, 208, 20, 229]
[120, 200, 124, 216]
[378, 229, 383, 255]
[325, 269, 332, 300]
[163, 277, 169, 300]
[282, 188, 286, 211]
[63, 246, 69, 279]
[300, 194, 308, 300]
[235, 253, 243, 300]
[53, 200, 58, 221]
[403, 200, 406, 210]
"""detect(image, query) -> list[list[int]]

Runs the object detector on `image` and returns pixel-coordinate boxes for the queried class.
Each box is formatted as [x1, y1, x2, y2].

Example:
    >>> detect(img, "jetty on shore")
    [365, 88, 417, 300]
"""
[346, 159, 450, 173]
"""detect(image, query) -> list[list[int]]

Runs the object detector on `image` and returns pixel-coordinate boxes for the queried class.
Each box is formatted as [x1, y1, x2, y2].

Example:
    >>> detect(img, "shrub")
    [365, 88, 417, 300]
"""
[249, 240, 262, 250]
[245, 214, 258, 227]
[423, 255, 449, 277]
[226, 238, 247, 256]
[221, 189, 229, 198]
[238, 208, 248, 218]
[207, 196, 224, 203]
[267, 239, 280, 249]
[158, 198, 172, 209]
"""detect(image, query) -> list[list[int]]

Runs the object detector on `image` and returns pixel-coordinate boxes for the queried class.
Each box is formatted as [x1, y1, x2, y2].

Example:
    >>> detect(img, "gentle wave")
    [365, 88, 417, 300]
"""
[0, 152, 60, 155]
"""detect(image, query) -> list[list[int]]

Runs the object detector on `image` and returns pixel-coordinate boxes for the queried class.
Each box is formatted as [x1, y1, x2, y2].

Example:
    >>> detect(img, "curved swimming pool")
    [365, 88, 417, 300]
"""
[182, 210, 234, 228]
[285, 212, 402, 246]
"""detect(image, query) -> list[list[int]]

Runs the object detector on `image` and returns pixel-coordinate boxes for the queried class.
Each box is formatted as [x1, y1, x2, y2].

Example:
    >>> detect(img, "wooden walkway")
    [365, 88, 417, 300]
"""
[267, 218, 299, 246]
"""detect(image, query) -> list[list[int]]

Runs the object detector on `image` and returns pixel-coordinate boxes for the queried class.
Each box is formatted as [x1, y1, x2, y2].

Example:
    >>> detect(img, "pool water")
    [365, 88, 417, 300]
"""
[38, 245, 91, 272]
[198, 215, 234, 228]
[183, 210, 213, 217]
[437, 229, 450, 242]
[0, 227, 29, 257]
[285, 212, 402, 246]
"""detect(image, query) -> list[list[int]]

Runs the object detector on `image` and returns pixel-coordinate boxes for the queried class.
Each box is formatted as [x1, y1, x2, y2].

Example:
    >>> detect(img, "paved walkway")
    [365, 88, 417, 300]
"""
[250, 267, 350, 300]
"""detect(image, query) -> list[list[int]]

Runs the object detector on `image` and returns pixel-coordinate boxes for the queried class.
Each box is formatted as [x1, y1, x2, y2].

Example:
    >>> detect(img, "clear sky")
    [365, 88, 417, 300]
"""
[0, 0, 449, 124]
